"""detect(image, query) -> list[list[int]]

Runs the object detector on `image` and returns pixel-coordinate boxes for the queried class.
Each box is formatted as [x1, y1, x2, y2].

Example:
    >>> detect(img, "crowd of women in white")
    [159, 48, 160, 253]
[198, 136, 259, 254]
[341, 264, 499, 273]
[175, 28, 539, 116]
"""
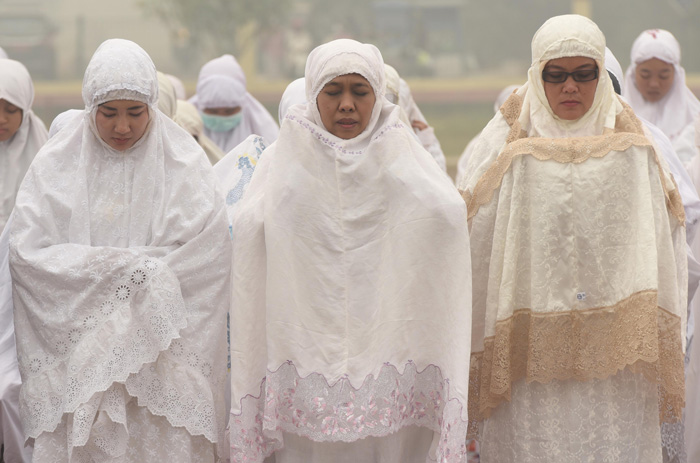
[0, 12, 699, 463]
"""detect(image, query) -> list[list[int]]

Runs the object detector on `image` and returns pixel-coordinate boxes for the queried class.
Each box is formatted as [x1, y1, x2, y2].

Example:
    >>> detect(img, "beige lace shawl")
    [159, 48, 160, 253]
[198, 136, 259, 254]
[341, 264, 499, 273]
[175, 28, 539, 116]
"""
[461, 92, 687, 435]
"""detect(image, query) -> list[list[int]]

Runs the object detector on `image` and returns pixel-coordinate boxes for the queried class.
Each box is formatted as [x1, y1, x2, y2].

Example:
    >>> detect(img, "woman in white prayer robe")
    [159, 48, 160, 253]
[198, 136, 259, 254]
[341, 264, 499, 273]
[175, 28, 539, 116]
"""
[189, 54, 279, 152]
[8, 38, 231, 462]
[0, 59, 48, 233]
[623, 29, 700, 144]
[461, 15, 687, 462]
[228, 38, 472, 463]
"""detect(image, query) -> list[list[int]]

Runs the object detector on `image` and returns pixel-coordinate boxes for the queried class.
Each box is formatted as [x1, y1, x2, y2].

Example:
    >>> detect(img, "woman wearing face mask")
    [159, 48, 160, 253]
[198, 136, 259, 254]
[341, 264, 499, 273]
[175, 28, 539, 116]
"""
[229, 39, 472, 463]
[190, 54, 279, 153]
[8, 39, 231, 462]
[0, 59, 48, 233]
[623, 29, 700, 144]
[461, 15, 686, 462]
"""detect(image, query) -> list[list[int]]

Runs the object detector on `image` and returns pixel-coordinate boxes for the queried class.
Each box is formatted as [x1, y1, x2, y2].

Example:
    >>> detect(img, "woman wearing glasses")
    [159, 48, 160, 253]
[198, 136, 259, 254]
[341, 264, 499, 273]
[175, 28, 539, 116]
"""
[459, 15, 686, 462]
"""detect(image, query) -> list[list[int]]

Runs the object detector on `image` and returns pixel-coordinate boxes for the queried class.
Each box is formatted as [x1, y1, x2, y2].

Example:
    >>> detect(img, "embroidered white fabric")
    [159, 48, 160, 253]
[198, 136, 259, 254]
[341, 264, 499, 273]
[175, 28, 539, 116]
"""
[0, 59, 48, 232]
[9, 39, 230, 460]
[229, 39, 471, 462]
[231, 361, 466, 463]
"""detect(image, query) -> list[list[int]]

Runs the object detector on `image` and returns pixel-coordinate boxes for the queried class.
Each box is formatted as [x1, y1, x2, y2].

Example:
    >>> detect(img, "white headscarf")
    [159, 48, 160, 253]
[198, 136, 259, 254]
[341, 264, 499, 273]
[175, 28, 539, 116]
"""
[156, 71, 177, 119]
[0, 59, 48, 232]
[623, 29, 700, 141]
[48, 109, 83, 138]
[0, 47, 7, 59]
[165, 73, 187, 100]
[9, 39, 230, 456]
[277, 77, 305, 124]
[189, 54, 279, 152]
[229, 38, 471, 462]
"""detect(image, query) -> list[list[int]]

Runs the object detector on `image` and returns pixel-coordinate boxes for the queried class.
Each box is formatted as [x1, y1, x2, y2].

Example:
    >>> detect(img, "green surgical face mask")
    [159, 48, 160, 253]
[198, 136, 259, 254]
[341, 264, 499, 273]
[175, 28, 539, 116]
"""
[201, 112, 243, 132]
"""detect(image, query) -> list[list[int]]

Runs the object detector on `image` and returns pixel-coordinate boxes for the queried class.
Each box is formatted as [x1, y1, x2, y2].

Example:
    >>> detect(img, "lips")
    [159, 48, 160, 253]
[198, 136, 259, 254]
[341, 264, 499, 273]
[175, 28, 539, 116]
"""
[562, 100, 580, 107]
[337, 118, 357, 128]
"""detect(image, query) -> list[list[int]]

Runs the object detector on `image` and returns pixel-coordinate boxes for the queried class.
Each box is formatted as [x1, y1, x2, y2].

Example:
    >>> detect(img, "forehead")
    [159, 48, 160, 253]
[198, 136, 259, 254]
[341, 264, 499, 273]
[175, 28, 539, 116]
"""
[544, 56, 597, 70]
[637, 58, 674, 71]
[99, 99, 147, 110]
[323, 73, 372, 87]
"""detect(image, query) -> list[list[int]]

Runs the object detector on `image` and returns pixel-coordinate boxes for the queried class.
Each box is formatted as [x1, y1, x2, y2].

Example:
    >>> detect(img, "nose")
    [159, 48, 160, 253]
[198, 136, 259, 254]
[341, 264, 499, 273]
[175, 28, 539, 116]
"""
[114, 115, 130, 134]
[339, 92, 355, 112]
[648, 78, 660, 89]
[562, 75, 578, 93]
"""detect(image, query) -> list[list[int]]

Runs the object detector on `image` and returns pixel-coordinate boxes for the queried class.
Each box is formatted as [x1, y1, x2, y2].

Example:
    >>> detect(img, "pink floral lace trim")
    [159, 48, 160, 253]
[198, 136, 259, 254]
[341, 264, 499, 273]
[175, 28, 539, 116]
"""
[229, 360, 468, 463]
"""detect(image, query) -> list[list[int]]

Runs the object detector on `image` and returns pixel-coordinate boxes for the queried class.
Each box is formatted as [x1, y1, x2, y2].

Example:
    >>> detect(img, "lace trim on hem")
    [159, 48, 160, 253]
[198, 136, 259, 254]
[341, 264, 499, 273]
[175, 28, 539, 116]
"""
[467, 290, 685, 437]
[465, 94, 685, 225]
[19, 257, 190, 439]
[229, 360, 468, 463]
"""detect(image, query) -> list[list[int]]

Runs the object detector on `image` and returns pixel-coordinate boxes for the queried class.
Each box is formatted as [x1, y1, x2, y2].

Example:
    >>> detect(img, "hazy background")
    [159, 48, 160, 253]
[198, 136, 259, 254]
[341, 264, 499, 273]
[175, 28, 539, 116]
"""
[2, 0, 699, 178]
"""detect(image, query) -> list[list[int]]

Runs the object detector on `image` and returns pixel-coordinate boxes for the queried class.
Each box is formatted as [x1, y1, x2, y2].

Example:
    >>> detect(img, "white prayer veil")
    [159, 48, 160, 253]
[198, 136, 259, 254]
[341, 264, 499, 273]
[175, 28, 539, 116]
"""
[0, 59, 48, 232]
[9, 38, 230, 457]
[165, 73, 187, 100]
[277, 76, 305, 124]
[623, 29, 700, 141]
[229, 38, 471, 462]
[48, 109, 83, 138]
[157, 71, 177, 119]
[190, 54, 279, 151]
[0, 47, 7, 59]
[519, 14, 620, 138]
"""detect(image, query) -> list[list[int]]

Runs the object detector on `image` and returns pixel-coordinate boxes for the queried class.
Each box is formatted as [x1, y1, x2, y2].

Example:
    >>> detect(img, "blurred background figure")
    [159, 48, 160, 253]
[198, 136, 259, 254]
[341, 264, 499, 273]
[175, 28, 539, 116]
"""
[623, 29, 700, 144]
[189, 54, 279, 152]
[174, 100, 225, 164]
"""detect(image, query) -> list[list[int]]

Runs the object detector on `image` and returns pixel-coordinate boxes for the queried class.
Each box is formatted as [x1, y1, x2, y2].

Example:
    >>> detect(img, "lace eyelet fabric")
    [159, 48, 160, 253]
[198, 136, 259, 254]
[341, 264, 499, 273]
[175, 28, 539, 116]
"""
[229, 361, 468, 463]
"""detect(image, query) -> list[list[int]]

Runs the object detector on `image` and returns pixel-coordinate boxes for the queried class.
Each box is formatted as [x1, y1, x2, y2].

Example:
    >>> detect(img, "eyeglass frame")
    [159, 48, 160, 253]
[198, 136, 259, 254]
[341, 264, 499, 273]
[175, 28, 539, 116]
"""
[541, 67, 599, 84]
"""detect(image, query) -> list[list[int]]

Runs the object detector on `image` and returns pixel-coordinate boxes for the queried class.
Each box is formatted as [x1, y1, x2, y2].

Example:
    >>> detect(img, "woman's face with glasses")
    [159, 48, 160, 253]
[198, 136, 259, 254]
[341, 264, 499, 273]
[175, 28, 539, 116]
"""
[542, 56, 599, 120]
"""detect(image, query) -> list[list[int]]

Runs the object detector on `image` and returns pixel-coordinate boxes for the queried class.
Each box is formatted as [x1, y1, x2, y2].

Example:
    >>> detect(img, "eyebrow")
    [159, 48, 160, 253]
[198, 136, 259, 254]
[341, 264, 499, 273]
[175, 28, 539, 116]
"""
[544, 64, 597, 71]
[100, 104, 146, 111]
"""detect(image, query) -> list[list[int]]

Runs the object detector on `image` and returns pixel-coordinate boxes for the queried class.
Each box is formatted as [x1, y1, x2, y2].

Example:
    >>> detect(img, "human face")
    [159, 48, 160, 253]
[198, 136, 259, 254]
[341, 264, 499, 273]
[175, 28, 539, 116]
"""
[95, 100, 149, 151]
[203, 106, 241, 116]
[0, 98, 23, 142]
[316, 73, 376, 139]
[543, 56, 599, 121]
[634, 58, 675, 103]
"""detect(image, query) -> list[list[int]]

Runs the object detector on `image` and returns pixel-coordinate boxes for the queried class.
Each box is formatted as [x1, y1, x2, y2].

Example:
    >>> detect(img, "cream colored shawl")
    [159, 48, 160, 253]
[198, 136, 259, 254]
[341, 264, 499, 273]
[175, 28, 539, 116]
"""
[461, 14, 687, 438]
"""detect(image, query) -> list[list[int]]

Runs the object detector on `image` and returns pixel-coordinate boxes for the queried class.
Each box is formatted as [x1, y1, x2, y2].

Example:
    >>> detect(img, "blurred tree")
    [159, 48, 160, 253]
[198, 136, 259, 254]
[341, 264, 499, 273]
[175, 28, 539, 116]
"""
[138, 0, 292, 57]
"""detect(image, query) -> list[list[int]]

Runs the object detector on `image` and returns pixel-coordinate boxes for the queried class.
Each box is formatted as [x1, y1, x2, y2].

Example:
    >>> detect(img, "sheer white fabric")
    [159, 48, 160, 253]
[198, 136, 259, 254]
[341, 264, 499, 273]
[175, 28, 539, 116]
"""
[9, 39, 231, 461]
[462, 15, 687, 462]
[397, 78, 447, 172]
[189, 54, 279, 151]
[48, 109, 83, 139]
[229, 38, 471, 463]
[174, 99, 225, 165]
[1, 214, 32, 462]
[0, 59, 48, 232]
[0, 47, 8, 59]
[277, 77, 306, 124]
[623, 29, 700, 142]
[456, 84, 519, 184]
[165, 73, 187, 100]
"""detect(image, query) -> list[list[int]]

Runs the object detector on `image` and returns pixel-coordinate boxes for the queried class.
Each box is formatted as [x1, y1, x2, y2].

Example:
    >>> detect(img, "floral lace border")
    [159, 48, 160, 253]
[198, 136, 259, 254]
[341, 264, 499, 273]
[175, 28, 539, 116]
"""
[229, 360, 468, 463]
[462, 94, 685, 225]
[467, 290, 685, 437]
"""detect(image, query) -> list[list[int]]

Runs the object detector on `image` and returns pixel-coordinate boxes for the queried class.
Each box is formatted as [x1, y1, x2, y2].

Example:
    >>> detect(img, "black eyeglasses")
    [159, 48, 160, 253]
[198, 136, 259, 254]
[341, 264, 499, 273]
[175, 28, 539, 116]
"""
[542, 68, 599, 83]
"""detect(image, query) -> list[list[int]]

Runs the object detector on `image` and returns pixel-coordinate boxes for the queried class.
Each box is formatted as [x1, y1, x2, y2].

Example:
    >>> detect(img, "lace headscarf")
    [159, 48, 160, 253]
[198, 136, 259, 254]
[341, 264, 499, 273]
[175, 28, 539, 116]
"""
[0, 59, 48, 232]
[9, 38, 230, 457]
[229, 38, 471, 462]
[518, 14, 620, 138]
[623, 29, 700, 141]
[189, 54, 279, 152]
